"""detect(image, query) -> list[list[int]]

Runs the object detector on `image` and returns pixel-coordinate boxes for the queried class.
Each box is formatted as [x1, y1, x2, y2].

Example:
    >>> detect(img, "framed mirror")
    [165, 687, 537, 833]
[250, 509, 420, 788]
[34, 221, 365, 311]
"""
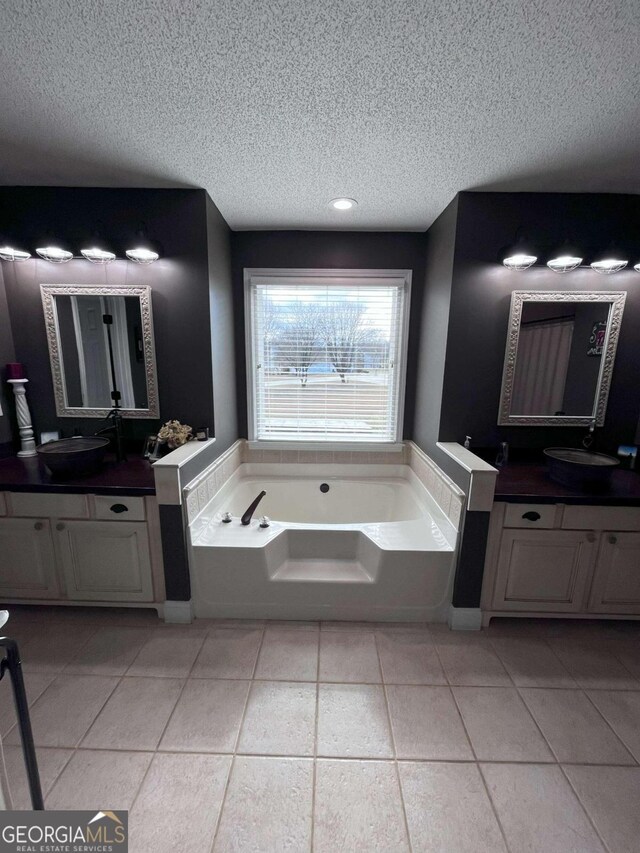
[41, 285, 159, 418]
[498, 291, 626, 426]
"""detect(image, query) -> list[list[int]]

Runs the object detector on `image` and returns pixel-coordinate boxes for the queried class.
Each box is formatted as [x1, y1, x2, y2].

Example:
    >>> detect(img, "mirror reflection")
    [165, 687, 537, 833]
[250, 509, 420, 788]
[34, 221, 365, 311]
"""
[55, 294, 148, 409]
[511, 301, 610, 417]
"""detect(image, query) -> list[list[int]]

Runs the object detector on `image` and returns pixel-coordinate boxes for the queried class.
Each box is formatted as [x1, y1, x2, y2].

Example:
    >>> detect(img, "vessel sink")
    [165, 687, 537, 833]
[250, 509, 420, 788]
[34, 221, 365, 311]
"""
[544, 447, 619, 490]
[36, 437, 110, 478]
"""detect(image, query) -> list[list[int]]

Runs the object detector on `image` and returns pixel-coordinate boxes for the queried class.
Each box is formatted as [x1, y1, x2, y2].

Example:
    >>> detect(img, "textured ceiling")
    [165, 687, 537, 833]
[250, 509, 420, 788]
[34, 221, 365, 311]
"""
[0, 0, 639, 230]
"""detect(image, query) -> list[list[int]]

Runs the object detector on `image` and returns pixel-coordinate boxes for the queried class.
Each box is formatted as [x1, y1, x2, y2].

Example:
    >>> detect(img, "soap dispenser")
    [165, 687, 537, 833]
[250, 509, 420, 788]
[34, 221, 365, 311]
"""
[464, 436, 472, 449]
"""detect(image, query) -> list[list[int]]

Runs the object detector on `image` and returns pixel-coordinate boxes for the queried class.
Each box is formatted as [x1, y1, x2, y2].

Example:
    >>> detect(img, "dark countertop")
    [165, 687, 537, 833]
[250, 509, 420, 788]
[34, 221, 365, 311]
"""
[0, 454, 156, 496]
[494, 463, 640, 506]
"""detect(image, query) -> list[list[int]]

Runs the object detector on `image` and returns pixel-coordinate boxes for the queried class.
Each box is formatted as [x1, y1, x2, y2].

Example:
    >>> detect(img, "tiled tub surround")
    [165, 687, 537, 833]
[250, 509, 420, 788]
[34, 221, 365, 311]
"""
[183, 441, 465, 621]
[2, 607, 640, 852]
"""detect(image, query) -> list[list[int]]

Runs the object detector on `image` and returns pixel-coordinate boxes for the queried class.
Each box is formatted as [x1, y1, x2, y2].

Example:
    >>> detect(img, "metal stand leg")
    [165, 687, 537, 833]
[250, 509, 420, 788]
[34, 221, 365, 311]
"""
[0, 637, 44, 809]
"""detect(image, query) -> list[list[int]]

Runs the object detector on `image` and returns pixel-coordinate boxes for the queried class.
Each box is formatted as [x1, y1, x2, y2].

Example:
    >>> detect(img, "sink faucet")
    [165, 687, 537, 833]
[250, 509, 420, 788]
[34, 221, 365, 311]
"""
[582, 419, 596, 450]
[95, 408, 126, 462]
[241, 490, 267, 525]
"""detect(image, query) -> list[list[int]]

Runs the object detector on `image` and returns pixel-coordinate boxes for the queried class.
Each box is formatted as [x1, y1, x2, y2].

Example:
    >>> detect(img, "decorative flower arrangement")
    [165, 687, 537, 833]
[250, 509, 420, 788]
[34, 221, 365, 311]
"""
[157, 419, 193, 449]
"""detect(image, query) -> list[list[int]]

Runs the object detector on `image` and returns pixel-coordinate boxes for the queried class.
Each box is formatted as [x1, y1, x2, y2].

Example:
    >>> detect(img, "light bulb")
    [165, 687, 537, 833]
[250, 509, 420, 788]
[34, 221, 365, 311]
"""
[0, 246, 30, 261]
[503, 253, 537, 271]
[547, 255, 582, 273]
[36, 246, 73, 263]
[81, 247, 116, 264]
[590, 258, 627, 274]
[126, 247, 159, 264]
[329, 197, 358, 210]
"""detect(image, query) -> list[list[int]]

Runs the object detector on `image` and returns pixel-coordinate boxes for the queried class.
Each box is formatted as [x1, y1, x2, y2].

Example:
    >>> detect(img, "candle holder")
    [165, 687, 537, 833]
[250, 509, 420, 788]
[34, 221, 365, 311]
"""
[7, 379, 37, 457]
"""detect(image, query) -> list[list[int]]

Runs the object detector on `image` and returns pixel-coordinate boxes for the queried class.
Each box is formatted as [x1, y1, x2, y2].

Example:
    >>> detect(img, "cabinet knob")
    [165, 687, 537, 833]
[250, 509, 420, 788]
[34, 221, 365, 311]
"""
[56, 522, 65, 532]
[34, 521, 43, 531]
[608, 534, 618, 545]
[110, 503, 129, 514]
[586, 533, 596, 543]
[522, 511, 541, 521]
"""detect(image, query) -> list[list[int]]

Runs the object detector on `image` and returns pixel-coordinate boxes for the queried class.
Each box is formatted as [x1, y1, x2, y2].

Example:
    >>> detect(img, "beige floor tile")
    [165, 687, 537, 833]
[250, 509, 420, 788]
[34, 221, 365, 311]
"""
[376, 630, 446, 685]
[608, 639, 640, 680]
[564, 765, 640, 853]
[587, 690, 640, 761]
[319, 631, 381, 682]
[3, 746, 72, 809]
[264, 620, 319, 631]
[46, 749, 152, 810]
[64, 626, 152, 675]
[400, 761, 507, 852]
[159, 678, 249, 753]
[20, 623, 99, 673]
[453, 687, 554, 762]
[482, 763, 605, 853]
[548, 641, 639, 690]
[129, 753, 231, 853]
[490, 638, 576, 688]
[214, 756, 313, 851]
[0, 672, 55, 736]
[435, 635, 511, 686]
[6, 674, 118, 748]
[320, 620, 377, 631]
[237, 681, 316, 756]
[126, 629, 206, 678]
[317, 684, 393, 758]
[314, 759, 409, 852]
[255, 627, 319, 681]
[81, 676, 183, 750]
[191, 628, 263, 679]
[520, 688, 634, 764]
[387, 685, 473, 760]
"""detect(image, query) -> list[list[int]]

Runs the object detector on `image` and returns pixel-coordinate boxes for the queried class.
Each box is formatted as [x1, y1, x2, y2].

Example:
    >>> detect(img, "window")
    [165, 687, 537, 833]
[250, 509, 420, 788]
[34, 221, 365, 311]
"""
[245, 269, 411, 445]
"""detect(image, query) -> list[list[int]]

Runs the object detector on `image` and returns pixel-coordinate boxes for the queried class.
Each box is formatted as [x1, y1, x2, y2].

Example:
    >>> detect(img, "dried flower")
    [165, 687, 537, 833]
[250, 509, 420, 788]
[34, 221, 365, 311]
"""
[157, 419, 193, 449]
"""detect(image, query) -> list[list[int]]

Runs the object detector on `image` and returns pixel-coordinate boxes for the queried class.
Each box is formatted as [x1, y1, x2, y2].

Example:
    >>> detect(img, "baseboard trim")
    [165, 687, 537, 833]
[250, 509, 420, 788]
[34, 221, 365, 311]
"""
[163, 600, 194, 624]
[448, 606, 482, 631]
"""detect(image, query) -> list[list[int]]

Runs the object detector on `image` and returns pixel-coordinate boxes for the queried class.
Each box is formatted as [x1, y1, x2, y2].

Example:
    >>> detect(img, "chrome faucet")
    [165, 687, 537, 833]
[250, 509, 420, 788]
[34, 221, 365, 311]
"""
[241, 490, 267, 525]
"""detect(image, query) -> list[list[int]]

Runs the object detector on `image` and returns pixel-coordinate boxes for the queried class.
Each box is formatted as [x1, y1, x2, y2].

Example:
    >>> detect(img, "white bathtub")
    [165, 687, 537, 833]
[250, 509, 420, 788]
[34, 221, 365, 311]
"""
[187, 464, 460, 622]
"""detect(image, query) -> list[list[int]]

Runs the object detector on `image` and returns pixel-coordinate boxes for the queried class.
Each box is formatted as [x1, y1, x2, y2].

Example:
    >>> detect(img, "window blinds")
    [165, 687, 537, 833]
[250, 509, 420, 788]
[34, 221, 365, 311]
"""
[248, 275, 407, 442]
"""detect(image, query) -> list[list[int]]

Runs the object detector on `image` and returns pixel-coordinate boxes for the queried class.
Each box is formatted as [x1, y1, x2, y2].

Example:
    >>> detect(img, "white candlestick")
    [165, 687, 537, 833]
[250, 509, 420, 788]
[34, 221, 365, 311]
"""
[7, 379, 37, 457]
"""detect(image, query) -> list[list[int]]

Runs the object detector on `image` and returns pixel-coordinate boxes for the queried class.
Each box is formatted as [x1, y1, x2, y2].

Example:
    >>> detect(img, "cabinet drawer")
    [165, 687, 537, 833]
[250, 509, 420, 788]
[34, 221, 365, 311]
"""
[9, 492, 89, 519]
[0, 493, 6, 516]
[94, 496, 146, 521]
[562, 506, 640, 532]
[504, 504, 557, 529]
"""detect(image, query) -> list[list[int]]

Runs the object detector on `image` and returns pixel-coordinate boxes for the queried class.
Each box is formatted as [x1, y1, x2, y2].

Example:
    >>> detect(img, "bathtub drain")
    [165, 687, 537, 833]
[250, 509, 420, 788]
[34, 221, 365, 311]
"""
[319, 483, 330, 493]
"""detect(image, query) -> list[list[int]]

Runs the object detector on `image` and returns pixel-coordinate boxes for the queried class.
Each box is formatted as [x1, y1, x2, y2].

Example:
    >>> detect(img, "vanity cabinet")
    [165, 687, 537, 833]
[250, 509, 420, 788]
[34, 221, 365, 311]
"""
[0, 491, 163, 607]
[482, 502, 640, 622]
[0, 518, 60, 599]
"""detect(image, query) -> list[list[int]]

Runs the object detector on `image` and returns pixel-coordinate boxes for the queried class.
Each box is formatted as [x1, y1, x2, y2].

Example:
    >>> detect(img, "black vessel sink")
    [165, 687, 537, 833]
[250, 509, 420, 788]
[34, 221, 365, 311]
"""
[36, 437, 110, 478]
[544, 447, 619, 490]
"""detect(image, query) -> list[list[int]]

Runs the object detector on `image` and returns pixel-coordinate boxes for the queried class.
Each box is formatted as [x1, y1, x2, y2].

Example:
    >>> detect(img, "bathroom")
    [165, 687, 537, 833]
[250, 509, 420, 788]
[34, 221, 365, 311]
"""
[0, 3, 639, 850]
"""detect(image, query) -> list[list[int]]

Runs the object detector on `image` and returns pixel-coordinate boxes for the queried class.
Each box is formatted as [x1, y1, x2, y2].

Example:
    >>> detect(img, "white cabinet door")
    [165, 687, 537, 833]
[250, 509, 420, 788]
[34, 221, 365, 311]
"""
[0, 518, 60, 599]
[588, 532, 640, 614]
[492, 529, 596, 612]
[54, 520, 154, 602]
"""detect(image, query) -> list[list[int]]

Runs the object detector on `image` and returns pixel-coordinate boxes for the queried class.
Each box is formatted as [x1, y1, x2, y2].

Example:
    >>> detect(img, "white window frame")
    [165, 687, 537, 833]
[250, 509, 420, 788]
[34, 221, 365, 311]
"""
[244, 268, 412, 450]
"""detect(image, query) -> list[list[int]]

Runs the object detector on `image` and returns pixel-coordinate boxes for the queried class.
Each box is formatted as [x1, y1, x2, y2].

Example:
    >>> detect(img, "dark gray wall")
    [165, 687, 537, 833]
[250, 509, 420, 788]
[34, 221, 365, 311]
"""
[0, 187, 216, 443]
[230, 230, 427, 438]
[440, 192, 640, 456]
[0, 268, 16, 446]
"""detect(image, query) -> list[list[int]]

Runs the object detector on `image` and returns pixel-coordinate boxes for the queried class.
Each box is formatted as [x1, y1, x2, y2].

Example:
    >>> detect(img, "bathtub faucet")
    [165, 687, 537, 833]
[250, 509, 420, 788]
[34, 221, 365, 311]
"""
[241, 490, 267, 525]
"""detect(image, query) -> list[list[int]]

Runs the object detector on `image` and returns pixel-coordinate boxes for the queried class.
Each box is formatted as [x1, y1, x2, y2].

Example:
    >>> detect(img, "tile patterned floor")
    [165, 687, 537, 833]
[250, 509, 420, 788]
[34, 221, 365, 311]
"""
[1, 606, 639, 852]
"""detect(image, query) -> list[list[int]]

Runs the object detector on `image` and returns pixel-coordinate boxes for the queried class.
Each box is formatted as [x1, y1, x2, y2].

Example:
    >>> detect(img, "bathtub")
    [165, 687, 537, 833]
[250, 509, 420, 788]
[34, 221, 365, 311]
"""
[187, 463, 461, 622]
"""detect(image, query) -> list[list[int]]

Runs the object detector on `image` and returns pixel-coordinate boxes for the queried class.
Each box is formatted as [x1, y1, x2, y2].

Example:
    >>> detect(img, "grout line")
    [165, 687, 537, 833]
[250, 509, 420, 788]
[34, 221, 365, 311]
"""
[581, 689, 639, 766]
[557, 762, 614, 853]
[373, 631, 413, 853]
[310, 629, 320, 852]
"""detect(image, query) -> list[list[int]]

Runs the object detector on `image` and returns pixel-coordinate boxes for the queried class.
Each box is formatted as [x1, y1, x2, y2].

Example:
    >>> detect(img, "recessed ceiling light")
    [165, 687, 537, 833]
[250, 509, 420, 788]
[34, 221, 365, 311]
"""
[329, 198, 358, 210]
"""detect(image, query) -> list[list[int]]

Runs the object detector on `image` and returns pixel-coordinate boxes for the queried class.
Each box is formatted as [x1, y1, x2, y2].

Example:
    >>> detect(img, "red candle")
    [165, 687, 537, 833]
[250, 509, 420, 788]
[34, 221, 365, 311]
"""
[5, 363, 26, 380]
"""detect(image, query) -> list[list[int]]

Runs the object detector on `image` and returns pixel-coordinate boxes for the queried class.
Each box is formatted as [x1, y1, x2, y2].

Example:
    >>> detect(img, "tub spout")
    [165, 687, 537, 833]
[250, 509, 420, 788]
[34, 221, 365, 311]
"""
[241, 490, 267, 525]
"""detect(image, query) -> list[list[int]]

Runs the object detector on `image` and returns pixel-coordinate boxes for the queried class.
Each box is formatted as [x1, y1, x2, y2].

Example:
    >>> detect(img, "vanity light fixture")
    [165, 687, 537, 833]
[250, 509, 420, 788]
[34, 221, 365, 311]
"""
[125, 227, 160, 264]
[501, 234, 537, 270]
[634, 262, 640, 273]
[590, 258, 628, 274]
[546, 241, 583, 273]
[81, 247, 116, 264]
[0, 245, 30, 261]
[36, 245, 73, 263]
[329, 197, 358, 210]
